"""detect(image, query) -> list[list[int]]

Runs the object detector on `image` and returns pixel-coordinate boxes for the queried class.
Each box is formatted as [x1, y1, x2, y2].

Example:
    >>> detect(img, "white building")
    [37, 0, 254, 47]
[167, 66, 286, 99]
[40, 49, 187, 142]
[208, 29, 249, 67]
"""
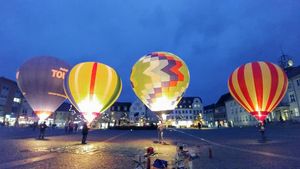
[128, 97, 203, 128]
[166, 97, 203, 128]
[129, 99, 158, 126]
[225, 98, 257, 127]
[285, 65, 300, 121]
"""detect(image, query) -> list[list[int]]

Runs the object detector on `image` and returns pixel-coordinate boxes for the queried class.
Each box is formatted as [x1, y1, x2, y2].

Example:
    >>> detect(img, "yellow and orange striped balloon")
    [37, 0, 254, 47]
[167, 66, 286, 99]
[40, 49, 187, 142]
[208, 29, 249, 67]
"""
[228, 61, 288, 122]
[64, 62, 122, 123]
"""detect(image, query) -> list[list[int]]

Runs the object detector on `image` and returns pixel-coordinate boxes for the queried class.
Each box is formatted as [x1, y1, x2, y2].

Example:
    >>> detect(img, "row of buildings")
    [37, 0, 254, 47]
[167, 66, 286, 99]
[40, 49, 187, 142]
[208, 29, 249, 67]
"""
[203, 56, 300, 127]
[0, 76, 204, 128]
[1, 55, 299, 128]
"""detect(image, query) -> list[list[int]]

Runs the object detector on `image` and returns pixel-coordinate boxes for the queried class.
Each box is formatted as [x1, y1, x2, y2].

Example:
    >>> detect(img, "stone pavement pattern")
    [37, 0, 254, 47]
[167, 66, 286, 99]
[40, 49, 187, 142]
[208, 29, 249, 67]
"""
[0, 124, 300, 169]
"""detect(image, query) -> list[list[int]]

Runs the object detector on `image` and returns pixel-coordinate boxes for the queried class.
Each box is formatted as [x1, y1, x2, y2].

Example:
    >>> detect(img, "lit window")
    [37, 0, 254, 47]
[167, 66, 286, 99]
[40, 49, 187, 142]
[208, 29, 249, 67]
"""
[13, 98, 21, 103]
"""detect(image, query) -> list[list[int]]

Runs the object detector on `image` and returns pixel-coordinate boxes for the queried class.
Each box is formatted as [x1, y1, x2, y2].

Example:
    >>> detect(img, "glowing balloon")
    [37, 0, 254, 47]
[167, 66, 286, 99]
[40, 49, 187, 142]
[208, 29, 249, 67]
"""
[228, 61, 288, 123]
[130, 52, 190, 112]
[16, 56, 70, 121]
[64, 62, 122, 123]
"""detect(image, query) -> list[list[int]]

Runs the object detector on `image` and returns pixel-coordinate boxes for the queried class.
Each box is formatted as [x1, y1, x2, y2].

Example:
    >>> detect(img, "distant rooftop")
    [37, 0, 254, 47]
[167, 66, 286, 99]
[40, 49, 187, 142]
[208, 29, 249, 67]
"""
[203, 103, 215, 110]
[0, 76, 17, 85]
[177, 96, 202, 108]
[215, 93, 233, 106]
[285, 65, 300, 79]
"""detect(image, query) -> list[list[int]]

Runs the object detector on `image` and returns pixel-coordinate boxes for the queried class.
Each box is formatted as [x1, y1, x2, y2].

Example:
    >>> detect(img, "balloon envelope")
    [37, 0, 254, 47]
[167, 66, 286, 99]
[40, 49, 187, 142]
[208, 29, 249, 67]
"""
[64, 62, 122, 123]
[16, 56, 70, 121]
[228, 61, 288, 122]
[130, 52, 190, 112]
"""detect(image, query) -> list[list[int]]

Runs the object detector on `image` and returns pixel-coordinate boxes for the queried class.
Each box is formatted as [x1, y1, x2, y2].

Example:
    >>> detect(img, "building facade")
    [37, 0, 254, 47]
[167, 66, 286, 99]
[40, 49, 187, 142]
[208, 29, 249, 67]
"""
[166, 97, 203, 128]
[285, 65, 300, 121]
[0, 77, 24, 126]
[203, 104, 215, 127]
[129, 99, 158, 126]
[225, 97, 257, 127]
[102, 102, 131, 127]
[53, 102, 82, 127]
[213, 93, 231, 127]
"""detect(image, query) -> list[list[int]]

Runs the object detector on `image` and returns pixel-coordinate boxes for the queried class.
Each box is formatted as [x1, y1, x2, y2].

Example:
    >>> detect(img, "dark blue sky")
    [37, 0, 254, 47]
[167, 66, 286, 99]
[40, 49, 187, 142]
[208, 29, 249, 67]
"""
[1, 0, 300, 105]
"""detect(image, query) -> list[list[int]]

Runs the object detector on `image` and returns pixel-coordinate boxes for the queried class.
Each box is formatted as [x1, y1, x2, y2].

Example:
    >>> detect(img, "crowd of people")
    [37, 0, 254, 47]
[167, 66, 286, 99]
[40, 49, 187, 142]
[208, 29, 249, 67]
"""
[64, 121, 79, 134]
[33, 121, 88, 144]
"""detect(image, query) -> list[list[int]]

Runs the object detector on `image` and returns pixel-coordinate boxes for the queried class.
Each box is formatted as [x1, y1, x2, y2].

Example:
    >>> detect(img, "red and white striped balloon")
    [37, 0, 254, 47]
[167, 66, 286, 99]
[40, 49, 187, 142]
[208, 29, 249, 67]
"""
[228, 61, 288, 122]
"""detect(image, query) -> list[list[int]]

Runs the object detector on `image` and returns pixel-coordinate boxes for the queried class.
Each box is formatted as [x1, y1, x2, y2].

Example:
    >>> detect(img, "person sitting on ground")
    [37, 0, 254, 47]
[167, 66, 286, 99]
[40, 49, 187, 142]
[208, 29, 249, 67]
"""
[175, 145, 193, 169]
[175, 146, 186, 169]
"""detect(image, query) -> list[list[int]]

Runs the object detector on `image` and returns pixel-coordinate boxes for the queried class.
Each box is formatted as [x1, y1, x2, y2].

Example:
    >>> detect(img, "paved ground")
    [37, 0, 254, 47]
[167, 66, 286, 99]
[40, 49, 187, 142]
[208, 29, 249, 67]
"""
[0, 123, 300, 169]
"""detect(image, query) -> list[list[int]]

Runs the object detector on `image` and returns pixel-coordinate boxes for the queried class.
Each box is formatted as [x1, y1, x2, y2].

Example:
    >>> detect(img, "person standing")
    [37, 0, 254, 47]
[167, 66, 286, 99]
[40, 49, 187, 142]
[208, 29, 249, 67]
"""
[197, 122, 202, 129]
[68, 121, 74, 134]
[259, 122, 266, 141]
[74, 123, 78, 133]
[157, 122, 164, 144]
[39, 122, 48, 139]
[81, 122, 89, 144]
[33, 121, 38, 131]
[64, 121, 68, 134]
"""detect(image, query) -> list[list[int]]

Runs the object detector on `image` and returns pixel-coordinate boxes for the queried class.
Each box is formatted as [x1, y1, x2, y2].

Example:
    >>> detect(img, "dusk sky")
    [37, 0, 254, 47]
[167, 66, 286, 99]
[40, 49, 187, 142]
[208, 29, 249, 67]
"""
[1, 0, 300, 105]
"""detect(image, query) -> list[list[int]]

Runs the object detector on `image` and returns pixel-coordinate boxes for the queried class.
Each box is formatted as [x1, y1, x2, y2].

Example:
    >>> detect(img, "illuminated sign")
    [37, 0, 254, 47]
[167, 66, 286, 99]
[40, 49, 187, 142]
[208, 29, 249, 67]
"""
[51, 67, 68, 79]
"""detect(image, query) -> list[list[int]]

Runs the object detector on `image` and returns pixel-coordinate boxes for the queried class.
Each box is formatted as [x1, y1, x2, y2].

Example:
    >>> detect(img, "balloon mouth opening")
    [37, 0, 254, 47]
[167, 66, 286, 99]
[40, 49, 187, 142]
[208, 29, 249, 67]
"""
[250, 111, 269, 122]
[148, 97, 177, 112]
[35, 111, 52, 121]
[82, 112, 100, 124]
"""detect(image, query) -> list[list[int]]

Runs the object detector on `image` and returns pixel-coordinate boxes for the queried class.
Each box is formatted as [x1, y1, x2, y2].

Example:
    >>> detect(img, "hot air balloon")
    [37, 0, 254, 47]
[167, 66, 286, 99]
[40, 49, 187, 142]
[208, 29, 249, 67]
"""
[16, 56, 70, 121]
[130, 52, 190, 116]
[228, 61, 288, 123]
[64, 62, 122, 123]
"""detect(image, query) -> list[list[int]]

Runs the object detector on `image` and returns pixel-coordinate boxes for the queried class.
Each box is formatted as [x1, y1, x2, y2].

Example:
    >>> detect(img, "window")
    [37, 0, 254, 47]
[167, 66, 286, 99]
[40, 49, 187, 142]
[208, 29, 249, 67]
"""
[290, 94, 296, 103]
[1, 86, 9, 97]
[13, 98, 21, 103]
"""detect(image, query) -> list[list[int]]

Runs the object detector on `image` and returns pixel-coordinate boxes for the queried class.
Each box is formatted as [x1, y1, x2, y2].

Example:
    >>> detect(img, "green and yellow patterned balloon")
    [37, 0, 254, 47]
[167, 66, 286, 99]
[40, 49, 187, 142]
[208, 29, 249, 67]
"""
[130, 52, 190, 112]
[64, 62, 122, 123]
